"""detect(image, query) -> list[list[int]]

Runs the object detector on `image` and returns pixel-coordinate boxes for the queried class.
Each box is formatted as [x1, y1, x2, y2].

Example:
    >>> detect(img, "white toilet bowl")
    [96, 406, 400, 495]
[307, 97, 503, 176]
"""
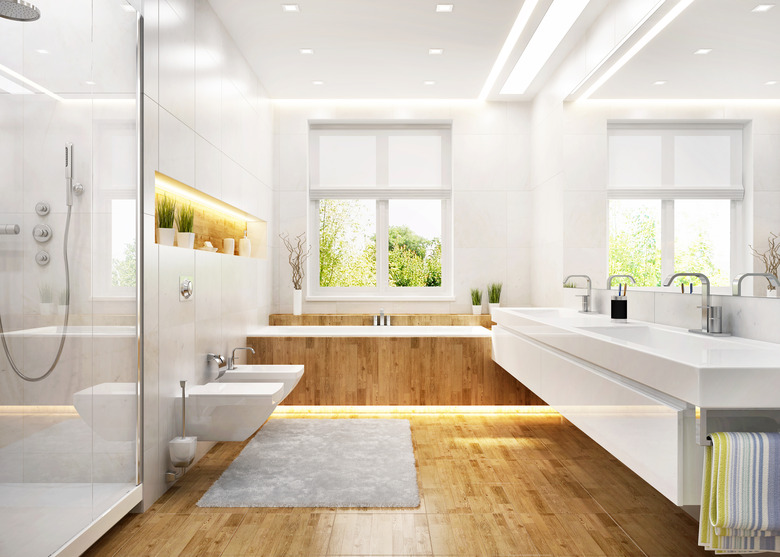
[218, 364, 304, 400]
[175, 382, 284, 442]
[73, 382, 137, 441]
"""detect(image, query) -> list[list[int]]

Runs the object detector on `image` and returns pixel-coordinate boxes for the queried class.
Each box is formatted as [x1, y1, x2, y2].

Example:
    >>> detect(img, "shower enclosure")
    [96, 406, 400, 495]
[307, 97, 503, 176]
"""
[0, 1, 141, 555]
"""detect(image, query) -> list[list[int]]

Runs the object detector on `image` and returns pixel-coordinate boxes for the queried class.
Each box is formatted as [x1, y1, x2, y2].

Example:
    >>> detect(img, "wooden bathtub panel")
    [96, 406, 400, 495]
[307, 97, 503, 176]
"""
[247, 335, 544, 406]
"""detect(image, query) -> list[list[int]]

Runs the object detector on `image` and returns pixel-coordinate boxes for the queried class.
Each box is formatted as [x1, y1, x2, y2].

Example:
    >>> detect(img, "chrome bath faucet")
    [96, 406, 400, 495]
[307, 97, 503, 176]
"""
[663, 272, 728, 336]
[563, 274, 592, 313]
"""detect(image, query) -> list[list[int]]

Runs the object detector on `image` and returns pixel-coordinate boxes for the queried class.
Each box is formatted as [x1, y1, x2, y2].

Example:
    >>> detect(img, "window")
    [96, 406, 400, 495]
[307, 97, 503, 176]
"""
[607, 123, 743, 288]
[308, 124, 452, 299]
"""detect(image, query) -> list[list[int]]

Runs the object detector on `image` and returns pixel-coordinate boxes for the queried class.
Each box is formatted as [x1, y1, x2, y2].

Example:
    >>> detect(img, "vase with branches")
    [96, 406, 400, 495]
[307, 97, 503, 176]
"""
[281, 232, 311, 315]
[750, 232, 780, 295]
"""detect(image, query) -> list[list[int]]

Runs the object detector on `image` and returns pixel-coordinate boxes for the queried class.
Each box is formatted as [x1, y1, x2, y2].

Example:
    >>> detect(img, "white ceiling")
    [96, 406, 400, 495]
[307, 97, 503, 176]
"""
[210, 0, 780, 101]
[209, 0, 526, 99]
[591, 0, 780, 99]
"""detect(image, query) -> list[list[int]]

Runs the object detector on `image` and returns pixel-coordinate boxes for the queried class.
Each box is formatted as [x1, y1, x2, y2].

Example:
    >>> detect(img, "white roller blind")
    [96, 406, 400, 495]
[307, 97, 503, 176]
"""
[607, 124, 744, 200]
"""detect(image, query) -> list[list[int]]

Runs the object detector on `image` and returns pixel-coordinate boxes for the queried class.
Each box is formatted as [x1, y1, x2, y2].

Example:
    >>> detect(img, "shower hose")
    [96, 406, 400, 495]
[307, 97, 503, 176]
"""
[0, 205, 72, 382]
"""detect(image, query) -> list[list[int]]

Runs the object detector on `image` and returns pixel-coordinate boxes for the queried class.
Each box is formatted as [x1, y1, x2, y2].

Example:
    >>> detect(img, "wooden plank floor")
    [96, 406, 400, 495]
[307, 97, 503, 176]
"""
[86, 412, 711, 557]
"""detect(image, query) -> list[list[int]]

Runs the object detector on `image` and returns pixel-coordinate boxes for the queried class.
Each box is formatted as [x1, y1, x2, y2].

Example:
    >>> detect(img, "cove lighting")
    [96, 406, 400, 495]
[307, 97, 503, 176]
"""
[154, 171, 261, 223]
[428, 48, 443, 55]
[500, 0, 590, 95]
[0, 63, 63, 102]
[574, 0, 694, 101]
[0, 74, 34, 95]
[478, 0, 539, 100]
[281, 4, 300, 12]
[299, 48, 314, 54]
[752, 4, 775, 12]
[273, 405, 557, 415]
[435, 4, 453, 12]
[694, 48, 712, 55]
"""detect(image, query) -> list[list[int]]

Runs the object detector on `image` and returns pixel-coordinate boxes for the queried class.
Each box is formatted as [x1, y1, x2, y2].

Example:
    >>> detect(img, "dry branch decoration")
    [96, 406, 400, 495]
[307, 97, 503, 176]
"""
[750, 232, 780, 290]
[280, 232, 311, 290]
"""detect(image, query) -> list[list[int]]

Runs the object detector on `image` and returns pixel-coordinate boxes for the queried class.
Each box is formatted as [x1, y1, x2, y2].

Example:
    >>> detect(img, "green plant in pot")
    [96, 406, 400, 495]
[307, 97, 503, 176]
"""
[38, 283, 54, 316]
[470, 288, 483, 315]
[175, 203, 195, 249]
[156, 194, 176, 246]
[487, 282, 502, 317]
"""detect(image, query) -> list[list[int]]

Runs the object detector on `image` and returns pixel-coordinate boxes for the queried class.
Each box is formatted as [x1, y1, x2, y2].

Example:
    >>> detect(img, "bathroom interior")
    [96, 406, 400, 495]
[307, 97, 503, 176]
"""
[0, 0, 779, 555]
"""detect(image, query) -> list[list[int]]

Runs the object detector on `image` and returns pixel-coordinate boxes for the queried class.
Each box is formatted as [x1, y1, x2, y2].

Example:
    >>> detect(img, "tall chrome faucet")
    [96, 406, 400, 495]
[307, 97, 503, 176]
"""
[374, 308, 390, 326]
[663, 272, 727, 335]
[228, 347, 255, 370]
[607, 274, 636, 290]
[563, 274, 592, 313]
[732, 273, 780, 296]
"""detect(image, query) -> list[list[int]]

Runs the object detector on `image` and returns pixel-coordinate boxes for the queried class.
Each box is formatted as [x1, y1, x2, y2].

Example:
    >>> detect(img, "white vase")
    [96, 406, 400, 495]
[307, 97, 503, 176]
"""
[176, 232, 195, 249]
[222, 238, 235, 255]
[57, 304, 68, 316]
[39, 303, 54, 315]
[158, 227, 175, 246]
[489, 302, 500, 317]
[472, 305, 482, 315]
[768, 288, 777, 298]
[293, 289, 302, 316]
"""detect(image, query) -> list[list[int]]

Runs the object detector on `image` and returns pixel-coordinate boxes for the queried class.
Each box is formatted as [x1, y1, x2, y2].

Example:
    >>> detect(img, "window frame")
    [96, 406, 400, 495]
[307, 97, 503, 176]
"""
[306, 122, 454, 301]
[606, 122, 746, 290]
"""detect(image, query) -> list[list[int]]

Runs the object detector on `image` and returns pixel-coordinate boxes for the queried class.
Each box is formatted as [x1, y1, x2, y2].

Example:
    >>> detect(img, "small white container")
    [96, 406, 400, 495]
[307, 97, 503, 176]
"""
[169, 436, 197, 468]
[39, 303, 54, 316]
[223, 238, 235, 255]
[57, 304, 68, 316]
[238, 232, 251, 257]
[489, 302, 500, 317]
[158, 227, 175, 246]
[293, 289, 302, 315]
[177, 232, 195, 249]
[472, 305, 482, 315]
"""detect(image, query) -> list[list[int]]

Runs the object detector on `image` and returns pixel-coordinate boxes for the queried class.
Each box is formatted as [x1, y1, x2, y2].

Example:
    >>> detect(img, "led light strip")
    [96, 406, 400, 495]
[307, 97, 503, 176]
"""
[273, 405, 557, 415]
[574, 0, 695, 101]
[0, 63, 64, 102]
[155, 171, 261, 223]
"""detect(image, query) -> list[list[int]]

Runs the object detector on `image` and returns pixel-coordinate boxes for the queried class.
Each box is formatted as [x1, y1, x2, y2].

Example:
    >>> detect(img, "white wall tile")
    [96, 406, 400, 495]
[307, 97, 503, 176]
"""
[158, 0, 195, 128]
[158, 108, 195, 186]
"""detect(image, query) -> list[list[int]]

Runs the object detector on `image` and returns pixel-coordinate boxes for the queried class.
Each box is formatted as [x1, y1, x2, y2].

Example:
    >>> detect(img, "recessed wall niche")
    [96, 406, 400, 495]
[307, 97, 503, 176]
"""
[154, 171, 267, 258]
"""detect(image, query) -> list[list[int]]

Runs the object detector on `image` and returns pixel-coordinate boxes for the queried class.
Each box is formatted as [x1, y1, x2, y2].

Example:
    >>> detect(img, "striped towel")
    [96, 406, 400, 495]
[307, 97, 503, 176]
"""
[699, 432, 780, 554]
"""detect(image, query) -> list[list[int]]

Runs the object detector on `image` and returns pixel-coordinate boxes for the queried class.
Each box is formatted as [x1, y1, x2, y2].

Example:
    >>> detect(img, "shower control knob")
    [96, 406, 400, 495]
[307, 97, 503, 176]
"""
[35, 202, 50, 216]
[179, 277, 193, 300]
[32, 224, 52, 243]
[35, 251, 50, 266]
[72, 183, 84, 196]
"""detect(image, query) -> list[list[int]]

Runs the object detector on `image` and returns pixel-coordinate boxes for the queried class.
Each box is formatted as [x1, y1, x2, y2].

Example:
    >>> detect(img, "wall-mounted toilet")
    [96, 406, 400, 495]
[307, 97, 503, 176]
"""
[217, 364, 304, 400]
[175, 382, 284, 441]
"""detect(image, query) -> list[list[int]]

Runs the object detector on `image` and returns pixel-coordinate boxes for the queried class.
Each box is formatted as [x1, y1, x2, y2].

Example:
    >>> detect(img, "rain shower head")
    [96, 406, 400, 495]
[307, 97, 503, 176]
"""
[0, 0, 40, 21]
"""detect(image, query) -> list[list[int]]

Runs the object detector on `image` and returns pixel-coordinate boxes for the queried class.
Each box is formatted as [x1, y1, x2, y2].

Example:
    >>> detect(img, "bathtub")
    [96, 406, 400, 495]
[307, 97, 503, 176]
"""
[247, 325, 491, 338]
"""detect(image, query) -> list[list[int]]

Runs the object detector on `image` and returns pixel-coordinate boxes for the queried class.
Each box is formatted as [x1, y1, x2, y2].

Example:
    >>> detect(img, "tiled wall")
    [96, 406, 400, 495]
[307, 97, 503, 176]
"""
[272, 102, 533, 314]
[140, 0, 273, 509]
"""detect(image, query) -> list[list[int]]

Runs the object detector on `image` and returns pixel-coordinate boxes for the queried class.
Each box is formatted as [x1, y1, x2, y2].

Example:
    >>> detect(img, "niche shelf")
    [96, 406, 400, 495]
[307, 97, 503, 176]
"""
[154, 171, 267, 259]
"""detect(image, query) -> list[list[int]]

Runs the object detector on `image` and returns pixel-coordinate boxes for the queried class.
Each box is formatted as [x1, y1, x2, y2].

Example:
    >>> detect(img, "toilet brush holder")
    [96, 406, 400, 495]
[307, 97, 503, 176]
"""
[167, 380, 197, 480]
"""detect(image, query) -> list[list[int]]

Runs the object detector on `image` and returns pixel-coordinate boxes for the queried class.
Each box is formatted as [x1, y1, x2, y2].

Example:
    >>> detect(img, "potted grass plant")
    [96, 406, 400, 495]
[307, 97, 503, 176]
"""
[57, 290, 68, 316]
[175, 203, 195, 249]
[39, 283, 53, 316]
[470, 288, 483, 315]
[156, 194, 176, 246]
[487, 282, 502, 316]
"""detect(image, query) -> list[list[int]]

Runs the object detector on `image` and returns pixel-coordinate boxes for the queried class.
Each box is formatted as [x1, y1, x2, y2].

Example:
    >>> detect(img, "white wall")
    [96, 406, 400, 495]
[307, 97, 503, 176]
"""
[272, 101, 532, 314]
[140, 0, 273, 508]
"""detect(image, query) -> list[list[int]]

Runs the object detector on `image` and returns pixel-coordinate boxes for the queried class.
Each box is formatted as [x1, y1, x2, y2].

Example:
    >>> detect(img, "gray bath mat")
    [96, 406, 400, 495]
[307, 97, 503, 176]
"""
[197, 419, 420, 508]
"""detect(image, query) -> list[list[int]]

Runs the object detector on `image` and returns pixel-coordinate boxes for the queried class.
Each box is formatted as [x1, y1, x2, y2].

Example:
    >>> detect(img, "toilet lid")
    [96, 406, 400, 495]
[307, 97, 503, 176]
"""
[187, 382, 284, 405]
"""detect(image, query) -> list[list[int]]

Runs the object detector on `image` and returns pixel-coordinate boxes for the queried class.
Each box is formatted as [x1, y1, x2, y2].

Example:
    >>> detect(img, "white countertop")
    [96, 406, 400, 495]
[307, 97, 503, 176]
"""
[492, 307, 780, 408]
[247, 325, 491, 338]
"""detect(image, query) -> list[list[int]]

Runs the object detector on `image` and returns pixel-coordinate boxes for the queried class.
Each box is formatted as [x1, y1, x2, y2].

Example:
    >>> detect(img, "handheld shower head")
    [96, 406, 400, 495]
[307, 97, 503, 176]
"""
[0, 0, 40, 21]
[65, 143, 73, 206]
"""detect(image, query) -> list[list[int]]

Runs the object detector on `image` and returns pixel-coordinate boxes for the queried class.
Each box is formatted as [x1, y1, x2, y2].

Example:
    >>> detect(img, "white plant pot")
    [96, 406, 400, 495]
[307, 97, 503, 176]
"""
[293, 289, 303, 316]
[488, 302, 500, 316]
[472, 305, 482, 315]
[57, 304, 68, 316]
[39, 303, 54, 315]
[158, 227, 175, 246]
[239, 236, 252, 257]
[768, 289, 777, 298]
[176, 232, 195, 249]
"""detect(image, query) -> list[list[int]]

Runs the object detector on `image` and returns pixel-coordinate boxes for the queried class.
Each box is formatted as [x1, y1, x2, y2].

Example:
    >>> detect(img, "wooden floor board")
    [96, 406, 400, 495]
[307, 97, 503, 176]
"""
[89, 412, 710, 557]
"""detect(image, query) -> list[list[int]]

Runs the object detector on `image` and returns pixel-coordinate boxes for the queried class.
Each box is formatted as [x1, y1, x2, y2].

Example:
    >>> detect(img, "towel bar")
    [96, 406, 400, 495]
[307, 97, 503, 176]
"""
[1, 224, 20, 235]
[698, 408, 780, 447]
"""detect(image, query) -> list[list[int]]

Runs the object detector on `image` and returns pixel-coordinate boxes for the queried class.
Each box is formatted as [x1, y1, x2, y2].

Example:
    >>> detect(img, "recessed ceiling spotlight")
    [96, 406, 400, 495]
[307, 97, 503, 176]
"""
[752, 4, 775, 12]
[424, 80, 436, 85]
[281, 4, 300, 12]
[299, 48, 314, 54]
[429, 48, 444, 55]
[85, 80, 96, 85]
[436, 4, 453, 12]
[767, 80, 778, 85]
[653, 80, 667, 85]
[312, 80, 324, 85]
[35, 49, 48, 54]
[694, 48, 712, 55]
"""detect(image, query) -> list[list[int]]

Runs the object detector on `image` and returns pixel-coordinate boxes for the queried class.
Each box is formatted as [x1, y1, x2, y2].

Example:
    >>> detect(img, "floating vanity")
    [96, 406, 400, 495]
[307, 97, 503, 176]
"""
[492, 307, 780, 506]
